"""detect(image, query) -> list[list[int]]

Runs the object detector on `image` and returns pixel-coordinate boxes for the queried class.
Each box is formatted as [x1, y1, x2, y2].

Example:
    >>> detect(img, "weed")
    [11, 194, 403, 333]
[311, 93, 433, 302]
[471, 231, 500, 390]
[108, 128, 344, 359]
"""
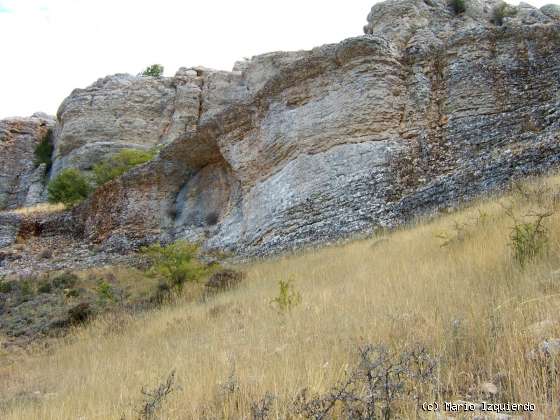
[510, 214, 550, 267]
[97, 280, 115, 302]
[502, 202, 552, 267]
[138, 370, 176, 420]
[293, 344, 437, 419]
[271, 278, 301, 312]
[251, 392, 275, 420]
[19, 279, 34, 297]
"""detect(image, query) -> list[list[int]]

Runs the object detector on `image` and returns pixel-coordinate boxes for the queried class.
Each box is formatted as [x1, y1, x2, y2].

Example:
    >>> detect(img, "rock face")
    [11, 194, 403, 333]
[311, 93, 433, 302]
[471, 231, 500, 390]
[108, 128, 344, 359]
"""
[0, 113, 55, 210]
[541, 4, 560, 20]
[3, 0, 560, 258]
[52, 74, 177, 175]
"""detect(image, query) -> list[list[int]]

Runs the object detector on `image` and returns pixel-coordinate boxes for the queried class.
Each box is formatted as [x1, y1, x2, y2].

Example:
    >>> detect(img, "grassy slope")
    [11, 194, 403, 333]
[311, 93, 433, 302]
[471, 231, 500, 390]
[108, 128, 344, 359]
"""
[2, 175, 560, 418]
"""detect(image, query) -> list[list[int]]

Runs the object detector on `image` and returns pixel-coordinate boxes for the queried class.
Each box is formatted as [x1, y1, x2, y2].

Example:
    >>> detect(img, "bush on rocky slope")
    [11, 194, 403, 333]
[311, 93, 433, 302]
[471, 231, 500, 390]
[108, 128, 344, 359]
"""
[142, 241, 208, 292]
[47, 168, 91, 207]
[491, 2, 518, 25]
[92, 148, 156, 186]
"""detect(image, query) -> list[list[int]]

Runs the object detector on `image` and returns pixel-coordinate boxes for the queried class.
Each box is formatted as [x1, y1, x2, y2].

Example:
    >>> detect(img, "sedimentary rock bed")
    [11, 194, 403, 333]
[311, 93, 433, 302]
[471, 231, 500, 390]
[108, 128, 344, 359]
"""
[1, 0, 560, 258]
[0, 113, 55, 210]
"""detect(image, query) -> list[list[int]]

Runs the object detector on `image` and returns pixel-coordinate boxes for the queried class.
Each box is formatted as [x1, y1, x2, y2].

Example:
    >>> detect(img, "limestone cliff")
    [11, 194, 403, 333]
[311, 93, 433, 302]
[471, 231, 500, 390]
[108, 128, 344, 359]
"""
[1, 0, 560, 259]
[0, 113, 55, 210]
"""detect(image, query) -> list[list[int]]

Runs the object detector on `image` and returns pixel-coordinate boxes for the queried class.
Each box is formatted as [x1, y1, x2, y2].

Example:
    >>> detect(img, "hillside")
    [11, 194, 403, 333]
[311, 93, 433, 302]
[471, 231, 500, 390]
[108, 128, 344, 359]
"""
[2, 174, 560, 418]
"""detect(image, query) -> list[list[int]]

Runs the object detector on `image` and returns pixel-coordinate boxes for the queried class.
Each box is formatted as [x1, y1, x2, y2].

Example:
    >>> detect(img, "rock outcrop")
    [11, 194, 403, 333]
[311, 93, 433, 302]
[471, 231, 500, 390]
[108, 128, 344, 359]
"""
[2, 0, 560, 259]
[0, 113, 55, 210]
[52, 75, 176, 175]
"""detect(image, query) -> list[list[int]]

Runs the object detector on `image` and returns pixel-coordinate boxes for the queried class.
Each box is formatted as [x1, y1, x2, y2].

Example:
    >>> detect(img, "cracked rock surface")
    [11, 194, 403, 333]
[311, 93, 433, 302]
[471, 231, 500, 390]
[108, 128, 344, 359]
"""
[0, 113, 54, 211]
[1, 0, 560, 261]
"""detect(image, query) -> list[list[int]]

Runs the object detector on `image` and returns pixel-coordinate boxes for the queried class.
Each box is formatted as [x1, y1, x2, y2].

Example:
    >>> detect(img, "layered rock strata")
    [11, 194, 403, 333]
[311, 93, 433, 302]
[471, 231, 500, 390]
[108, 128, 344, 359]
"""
[0, 113, 55, 210]
[2, 0, 560, 259]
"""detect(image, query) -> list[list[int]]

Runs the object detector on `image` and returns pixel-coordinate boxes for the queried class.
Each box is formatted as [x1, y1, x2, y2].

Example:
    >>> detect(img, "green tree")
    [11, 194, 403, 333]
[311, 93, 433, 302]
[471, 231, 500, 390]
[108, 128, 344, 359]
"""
[141, 64, 164, 77]
[93, 148, 155, 186]
[47, 168, 92, 207]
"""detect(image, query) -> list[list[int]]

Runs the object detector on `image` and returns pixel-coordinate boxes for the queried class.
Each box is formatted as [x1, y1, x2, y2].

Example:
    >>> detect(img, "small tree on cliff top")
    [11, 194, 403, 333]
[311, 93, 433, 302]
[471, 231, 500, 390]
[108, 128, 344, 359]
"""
[141, 64, 164, 77]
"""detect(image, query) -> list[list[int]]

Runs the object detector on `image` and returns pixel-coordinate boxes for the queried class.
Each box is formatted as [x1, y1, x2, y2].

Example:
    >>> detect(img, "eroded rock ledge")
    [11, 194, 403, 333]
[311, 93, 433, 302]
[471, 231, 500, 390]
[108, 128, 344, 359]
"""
[1, 0, 560, 262]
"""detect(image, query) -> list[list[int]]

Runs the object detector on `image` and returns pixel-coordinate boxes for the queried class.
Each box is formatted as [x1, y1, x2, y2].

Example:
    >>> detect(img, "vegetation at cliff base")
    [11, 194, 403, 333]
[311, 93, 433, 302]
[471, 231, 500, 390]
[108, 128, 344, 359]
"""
[92, 148, 155, 186]
[47, 168, 91, 207]
[142, 241, 208, 292]
[4, 174, 560, 418]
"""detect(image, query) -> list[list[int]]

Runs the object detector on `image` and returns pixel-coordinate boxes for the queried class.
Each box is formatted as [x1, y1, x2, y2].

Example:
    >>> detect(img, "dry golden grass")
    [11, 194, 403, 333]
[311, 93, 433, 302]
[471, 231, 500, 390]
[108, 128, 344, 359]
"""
[3, 175, 560, 418]
[9, 203, 65, 215]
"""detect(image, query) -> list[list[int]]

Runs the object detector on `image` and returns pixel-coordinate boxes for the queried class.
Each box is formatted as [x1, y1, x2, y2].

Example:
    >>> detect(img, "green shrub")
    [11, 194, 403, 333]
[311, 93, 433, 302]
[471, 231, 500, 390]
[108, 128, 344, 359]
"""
[142, 241, 206, 292]
[37, 281, 53, 294]
[68, 302, 93, 324]
[0, 277, 13, 293]
[491, 2, 517, 25]
[93, 148, 155, 186]
[141, 64, 164, 77]
[510, 217, 549, 267]
[449, 0, 466, 15]
[51, 272, 79, 289]
[97, 280, 115, 302]
[47, 168, 92, 207]
[151, 281, 172, 305]
[34, 129, 54, 171]
[271, 278, 301, 312]
[20, 279, 34, 297]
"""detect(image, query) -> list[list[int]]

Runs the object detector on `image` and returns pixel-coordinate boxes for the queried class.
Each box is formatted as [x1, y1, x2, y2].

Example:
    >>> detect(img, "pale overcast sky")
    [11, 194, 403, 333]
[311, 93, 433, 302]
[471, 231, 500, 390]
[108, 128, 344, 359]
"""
[0, 0, 557, 118]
